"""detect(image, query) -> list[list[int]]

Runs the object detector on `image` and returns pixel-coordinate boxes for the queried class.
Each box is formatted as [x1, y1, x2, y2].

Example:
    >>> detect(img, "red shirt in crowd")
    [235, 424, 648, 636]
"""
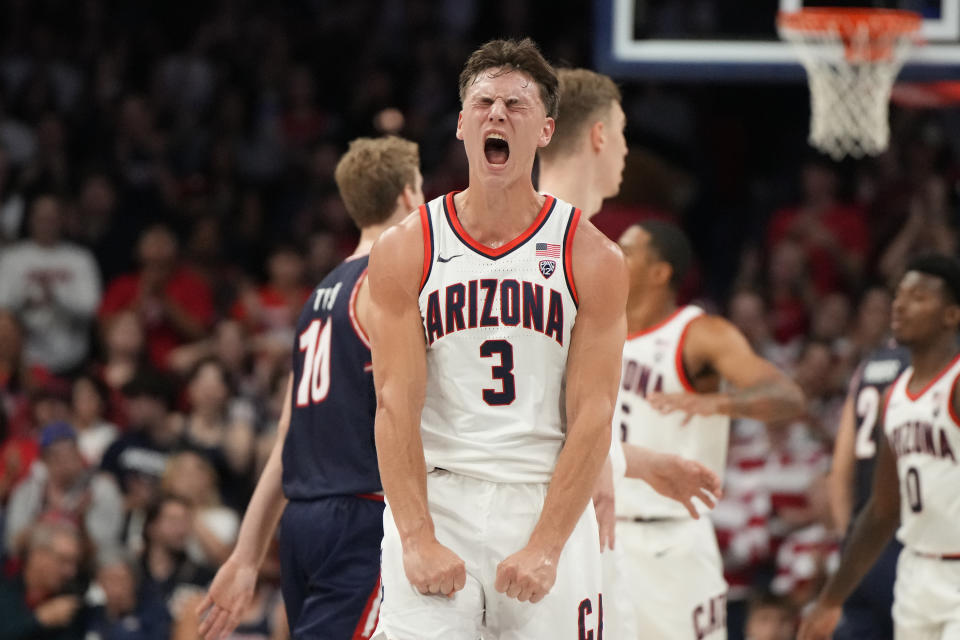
[99, 268, 214, 370]
[767, 204, 869, 294]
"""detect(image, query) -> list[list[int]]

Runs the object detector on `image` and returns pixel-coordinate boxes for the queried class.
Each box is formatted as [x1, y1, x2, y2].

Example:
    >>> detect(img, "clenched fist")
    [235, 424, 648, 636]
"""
[403, 537, 467, 597]
[495, 545, 558, 604]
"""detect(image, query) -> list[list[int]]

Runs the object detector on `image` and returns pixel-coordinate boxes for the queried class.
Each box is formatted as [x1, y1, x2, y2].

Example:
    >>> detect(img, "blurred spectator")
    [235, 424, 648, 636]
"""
[139, 495, 212, 635]
[0, 194, 101, 374]
[179, 358, 255, 510]
[82, 548, 167, 640]
[0, 148, 25, 244]
[0, 521, 84, 640]
[766, 240, 813, 345]
[727, 290, 797, 373]
[161, 451, 238, 570]
[71, 374, 119, 466]
[0, 310, 28, 407]
[767, 158, 869, 296]
[99, 372, 180, 551]
[70, 173, 142, 283]
[744, 591, 795, 640]
[770, 475, 839, 608]
[99, 225, 214, 371]
[231, 244, 310, 343]
[5, 422, 123, 558]
[97, 310, 148, 427]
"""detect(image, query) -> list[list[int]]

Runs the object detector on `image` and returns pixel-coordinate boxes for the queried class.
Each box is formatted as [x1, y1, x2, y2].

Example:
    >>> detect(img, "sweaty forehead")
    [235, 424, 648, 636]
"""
[467, 68, 541, 101]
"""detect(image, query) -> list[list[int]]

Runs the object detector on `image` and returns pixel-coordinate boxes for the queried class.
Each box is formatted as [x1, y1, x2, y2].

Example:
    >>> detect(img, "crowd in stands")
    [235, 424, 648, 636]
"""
[0, 2, 957, 639]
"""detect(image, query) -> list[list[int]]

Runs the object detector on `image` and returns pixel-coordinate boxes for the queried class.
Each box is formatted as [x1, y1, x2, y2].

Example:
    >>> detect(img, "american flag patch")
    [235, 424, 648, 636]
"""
[536, 242, 561, 257]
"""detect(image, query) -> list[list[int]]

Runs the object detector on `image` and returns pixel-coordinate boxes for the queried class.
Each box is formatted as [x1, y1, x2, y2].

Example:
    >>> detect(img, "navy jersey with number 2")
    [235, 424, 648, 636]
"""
[282, 255, 380, 500]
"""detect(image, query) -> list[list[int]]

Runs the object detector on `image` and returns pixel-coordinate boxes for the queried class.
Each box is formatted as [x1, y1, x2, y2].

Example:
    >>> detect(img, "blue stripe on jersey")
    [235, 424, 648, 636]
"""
[282, 256, 380, 500]
[851, 344, 910, 520]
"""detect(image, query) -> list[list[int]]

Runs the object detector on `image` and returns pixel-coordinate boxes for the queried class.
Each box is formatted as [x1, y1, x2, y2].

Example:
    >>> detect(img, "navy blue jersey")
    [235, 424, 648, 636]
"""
[282, 256, 380, 500]
[849, 344, 910, 517]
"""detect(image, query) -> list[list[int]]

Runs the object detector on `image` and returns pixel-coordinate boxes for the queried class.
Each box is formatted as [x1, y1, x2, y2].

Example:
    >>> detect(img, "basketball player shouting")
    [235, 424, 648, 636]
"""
[613, 220, 805, 639]
[539, 67, 724, 638]
[368, 39, 626, 638]
[801, 253, 960, 640]
[195, 137, 424, 639]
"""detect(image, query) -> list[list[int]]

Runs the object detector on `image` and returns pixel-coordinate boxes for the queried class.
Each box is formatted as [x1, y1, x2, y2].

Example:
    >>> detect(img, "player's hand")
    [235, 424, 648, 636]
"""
[592, 458, 617, 551]
[646, 450, 722, 519]
[495, 545, 559, 604]
[196, 556, 259, 640]
[402, 537, 467, 597]
[648, 391, 729, 425]
[797, 600, 842, 640]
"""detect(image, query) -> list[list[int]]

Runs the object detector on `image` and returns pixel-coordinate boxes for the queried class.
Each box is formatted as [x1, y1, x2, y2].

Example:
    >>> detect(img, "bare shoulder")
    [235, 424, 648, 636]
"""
[368, 209, 424, 294]
[571, 218, 627, 304]
[684, 313, 751, 361]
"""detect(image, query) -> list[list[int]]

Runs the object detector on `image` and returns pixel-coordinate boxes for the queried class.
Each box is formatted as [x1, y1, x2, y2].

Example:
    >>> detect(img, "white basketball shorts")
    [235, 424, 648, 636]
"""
[893, 550, 960, 640]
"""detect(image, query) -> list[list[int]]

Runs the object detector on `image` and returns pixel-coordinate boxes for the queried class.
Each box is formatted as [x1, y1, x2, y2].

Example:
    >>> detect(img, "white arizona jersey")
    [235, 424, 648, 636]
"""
[883, 353, 960, 554]
[614, 306, 730, 519]
[417, 192, 581, 483]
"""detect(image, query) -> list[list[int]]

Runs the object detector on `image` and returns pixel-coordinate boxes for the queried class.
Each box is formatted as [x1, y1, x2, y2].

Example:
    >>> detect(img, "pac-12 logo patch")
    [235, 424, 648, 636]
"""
[539, 260, 556, 279]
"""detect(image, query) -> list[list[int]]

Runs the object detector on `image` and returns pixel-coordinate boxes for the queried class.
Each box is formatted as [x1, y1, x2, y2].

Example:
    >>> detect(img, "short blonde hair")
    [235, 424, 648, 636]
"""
[540, 68, 621, 161]
[334, 136, 420, 228]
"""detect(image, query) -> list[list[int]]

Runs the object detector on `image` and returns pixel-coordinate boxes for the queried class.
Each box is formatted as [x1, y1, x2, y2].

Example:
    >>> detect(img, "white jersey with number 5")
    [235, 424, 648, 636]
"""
[416, 192, 581, 483]
[614, 305, 730, 519]
[883, 353, 960, 554]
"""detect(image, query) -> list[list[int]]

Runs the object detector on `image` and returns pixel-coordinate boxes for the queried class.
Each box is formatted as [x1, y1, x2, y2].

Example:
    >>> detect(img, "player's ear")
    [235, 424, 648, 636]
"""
[944, 303, 960, 331]
[456, 112, 464, 141]
[651, 262, 672, 288]
[590, 120, 606, 153]
[538, 116, 555, 148]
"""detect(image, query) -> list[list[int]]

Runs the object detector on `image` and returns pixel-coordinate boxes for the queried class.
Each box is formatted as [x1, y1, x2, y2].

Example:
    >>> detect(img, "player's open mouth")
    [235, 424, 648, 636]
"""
[484, 133, 509, 165]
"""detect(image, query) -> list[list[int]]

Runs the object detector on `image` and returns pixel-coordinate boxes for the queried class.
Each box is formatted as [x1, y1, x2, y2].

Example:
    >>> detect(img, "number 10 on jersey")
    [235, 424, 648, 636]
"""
[297, 319, 333, 406]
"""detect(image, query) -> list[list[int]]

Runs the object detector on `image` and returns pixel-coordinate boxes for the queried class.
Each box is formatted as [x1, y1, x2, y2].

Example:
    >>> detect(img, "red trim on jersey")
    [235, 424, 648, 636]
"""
[355, 493, 385, 502]
[675, 313, 698, 393]
[563, 207, 581, 306]
[445, 191, 555, 258]
[351, 575, 382, 640]
[349, 268, 371, 349]
[626, 306, 687, 341]
[419, 204, 432, 291]
[947, 370, 960, 430]
[904, 351, 960, 401]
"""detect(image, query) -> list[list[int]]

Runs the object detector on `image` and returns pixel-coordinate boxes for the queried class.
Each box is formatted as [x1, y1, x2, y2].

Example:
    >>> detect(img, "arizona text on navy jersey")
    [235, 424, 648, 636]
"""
[282, 256, 380, 499]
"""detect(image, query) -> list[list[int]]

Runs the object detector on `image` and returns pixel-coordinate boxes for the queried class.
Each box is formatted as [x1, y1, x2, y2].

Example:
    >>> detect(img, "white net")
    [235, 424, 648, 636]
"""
[779, 14, 919, 160]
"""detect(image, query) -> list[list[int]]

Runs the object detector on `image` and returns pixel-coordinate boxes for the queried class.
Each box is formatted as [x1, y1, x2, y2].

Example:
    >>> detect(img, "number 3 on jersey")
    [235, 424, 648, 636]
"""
[296, 319, 333, 406]
[480, 339, 516, 405]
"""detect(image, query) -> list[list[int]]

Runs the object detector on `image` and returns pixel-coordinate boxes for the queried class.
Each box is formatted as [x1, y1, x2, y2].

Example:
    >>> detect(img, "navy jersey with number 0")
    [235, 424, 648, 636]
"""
[850, 343, 910, 517]
[281, 256, 380, 500]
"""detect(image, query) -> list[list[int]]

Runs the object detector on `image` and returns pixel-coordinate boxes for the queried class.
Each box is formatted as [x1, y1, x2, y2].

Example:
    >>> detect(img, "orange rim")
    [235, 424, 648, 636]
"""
[778, 8, 922, 38]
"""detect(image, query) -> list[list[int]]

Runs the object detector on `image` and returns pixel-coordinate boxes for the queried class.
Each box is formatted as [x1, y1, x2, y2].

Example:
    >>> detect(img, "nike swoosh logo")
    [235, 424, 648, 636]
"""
[437, 254, 463, 263]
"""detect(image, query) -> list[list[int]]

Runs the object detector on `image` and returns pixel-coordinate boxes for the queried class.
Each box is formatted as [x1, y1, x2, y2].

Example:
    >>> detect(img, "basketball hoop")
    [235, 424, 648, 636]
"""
[778, 8, 922, 160]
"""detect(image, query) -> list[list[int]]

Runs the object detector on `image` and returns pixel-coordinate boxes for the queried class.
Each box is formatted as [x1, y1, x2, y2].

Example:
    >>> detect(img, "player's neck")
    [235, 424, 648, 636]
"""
[909, 333, 960, 383]
[626, 290, 677, 335]
[538, 158, 603, 218]
[455, 179, 543, 243]
[350, 209, 410, 259]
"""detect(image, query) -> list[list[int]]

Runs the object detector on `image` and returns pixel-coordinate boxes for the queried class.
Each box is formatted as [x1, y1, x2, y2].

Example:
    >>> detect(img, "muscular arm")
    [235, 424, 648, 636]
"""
[652, 316, 805, 423]
[529, 224, 627, 557]
[828, 393, 857, 534]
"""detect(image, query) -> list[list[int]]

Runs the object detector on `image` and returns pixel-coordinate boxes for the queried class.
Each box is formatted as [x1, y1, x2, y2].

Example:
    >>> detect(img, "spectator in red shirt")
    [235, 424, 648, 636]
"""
[230, 243, 310, 341]
[767, 158, 869, 295]
[98, 225, 214, 370]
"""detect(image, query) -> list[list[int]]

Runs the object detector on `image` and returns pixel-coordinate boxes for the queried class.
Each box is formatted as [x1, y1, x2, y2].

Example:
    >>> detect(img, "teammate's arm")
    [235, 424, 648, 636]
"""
[649, 316, 804, 423]
[828, 392, 857, 534]
[496, 223, 627, 603]
[798, 431, 901, 640]
[368, 217, 466, 598]
[197, 374, 293, 640]
[622, 444, 722, 519]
